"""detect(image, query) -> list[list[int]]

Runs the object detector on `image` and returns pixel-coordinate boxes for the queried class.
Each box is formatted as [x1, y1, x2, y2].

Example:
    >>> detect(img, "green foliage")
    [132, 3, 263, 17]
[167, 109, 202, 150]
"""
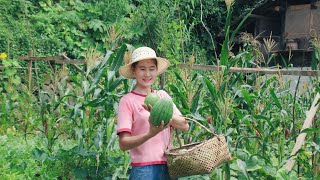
[1, 0, 319, 179]
[0, 0, 135, 58]
[0, 0, 262, 63]
[0, 58, 21, 99]
[0, 133, 76, 179]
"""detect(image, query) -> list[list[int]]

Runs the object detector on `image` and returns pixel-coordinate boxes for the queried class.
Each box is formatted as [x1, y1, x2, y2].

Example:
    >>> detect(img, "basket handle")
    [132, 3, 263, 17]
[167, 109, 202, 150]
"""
[184, 117, 218, 136]
[173, 116, 220, 148]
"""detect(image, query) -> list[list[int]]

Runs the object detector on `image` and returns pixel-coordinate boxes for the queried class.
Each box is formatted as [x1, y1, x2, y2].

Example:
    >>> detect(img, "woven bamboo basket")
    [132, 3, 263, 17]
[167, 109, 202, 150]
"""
[165, 118, 232, 179]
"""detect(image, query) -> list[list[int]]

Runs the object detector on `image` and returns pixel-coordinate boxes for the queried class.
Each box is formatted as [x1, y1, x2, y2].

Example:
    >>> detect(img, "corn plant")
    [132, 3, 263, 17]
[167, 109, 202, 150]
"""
[53, 44, 131, 178]
[166, 68, 205, 144]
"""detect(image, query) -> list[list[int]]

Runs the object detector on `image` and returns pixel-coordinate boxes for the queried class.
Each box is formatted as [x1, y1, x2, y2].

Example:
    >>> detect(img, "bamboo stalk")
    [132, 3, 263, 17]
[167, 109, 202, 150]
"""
[285, 93, 320, 171]
[178, 64, 320, 77]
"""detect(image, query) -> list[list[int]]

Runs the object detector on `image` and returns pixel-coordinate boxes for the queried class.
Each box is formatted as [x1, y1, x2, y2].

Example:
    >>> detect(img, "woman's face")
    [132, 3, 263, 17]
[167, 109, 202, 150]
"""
[132, 59, 158, 88]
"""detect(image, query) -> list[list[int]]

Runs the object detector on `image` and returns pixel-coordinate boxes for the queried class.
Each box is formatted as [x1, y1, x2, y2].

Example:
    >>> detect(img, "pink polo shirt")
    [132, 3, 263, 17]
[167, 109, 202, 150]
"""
[117, 90, 182, 167]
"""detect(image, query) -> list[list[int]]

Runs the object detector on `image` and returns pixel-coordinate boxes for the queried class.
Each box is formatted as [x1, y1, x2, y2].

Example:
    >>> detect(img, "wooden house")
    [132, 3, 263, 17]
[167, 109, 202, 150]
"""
[237, 0, 320, 66]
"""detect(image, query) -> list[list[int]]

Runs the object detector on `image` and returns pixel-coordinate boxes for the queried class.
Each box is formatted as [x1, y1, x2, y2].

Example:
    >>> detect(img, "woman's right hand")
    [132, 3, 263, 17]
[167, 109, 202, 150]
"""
[143, 103, 171, 137]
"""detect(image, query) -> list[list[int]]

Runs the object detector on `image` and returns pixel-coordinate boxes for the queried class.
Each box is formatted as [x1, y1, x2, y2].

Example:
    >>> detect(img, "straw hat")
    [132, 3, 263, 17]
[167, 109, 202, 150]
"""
[119, 46, 170, 79]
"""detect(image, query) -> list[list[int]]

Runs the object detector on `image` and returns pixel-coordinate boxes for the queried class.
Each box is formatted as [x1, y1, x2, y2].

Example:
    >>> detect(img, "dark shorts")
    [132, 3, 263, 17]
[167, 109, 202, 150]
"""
[129, 164, 171, 180]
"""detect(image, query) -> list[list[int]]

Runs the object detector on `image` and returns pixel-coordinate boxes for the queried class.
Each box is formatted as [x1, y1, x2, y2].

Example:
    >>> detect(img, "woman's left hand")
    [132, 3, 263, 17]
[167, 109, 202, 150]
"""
[170, 115, 189, 132]
[142, 104, 152, 112]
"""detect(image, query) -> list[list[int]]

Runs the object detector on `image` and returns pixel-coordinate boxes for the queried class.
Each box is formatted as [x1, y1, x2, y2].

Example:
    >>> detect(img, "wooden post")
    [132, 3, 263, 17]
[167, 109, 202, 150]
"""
[27, 50, 33, 91]
[285, 93, 320, 171]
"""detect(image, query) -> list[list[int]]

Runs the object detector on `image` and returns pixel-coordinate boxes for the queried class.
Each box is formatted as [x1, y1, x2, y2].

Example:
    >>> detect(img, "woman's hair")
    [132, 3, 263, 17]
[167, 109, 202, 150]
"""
[131, 59, 158, 70]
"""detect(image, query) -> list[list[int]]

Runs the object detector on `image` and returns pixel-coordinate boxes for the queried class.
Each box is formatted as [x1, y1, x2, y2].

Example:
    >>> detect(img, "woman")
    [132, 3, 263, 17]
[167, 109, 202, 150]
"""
[117, 46, 189, 180]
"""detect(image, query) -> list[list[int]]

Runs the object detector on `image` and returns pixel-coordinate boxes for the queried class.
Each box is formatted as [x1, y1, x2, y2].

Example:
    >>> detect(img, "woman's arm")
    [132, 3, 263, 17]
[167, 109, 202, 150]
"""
[118, 120, 169, 151]
[119, 132, 153, 151]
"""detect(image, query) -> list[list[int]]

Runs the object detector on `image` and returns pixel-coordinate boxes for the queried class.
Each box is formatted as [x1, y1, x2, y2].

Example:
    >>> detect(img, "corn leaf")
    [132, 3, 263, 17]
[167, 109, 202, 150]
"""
[237, 159, 249, 179]
[204, 77, 217, 100]
[190, 83, 203, 113]
[173, 71, 187, 90]
[169, 84, 189, 110]
[270, 88, 282, 110]
[300, 128, 320, 134]
[109, 44, 127, 71]
[230, 10, 252, 43]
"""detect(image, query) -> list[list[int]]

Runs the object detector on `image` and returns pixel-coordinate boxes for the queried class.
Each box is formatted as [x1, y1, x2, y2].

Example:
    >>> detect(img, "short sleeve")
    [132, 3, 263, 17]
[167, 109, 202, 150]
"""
[117, 96, 133, 135]
[156, 90, 182, 116]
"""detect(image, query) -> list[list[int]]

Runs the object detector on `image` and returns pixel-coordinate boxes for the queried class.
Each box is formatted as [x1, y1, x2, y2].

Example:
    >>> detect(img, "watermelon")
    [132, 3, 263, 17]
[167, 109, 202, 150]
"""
[144, 93, 160, 107]
[150, 98, 173, 126]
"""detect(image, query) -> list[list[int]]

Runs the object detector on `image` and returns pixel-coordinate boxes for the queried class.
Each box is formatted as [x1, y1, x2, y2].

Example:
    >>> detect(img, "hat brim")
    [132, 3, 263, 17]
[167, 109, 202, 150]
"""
[119, 57, 170, 79]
